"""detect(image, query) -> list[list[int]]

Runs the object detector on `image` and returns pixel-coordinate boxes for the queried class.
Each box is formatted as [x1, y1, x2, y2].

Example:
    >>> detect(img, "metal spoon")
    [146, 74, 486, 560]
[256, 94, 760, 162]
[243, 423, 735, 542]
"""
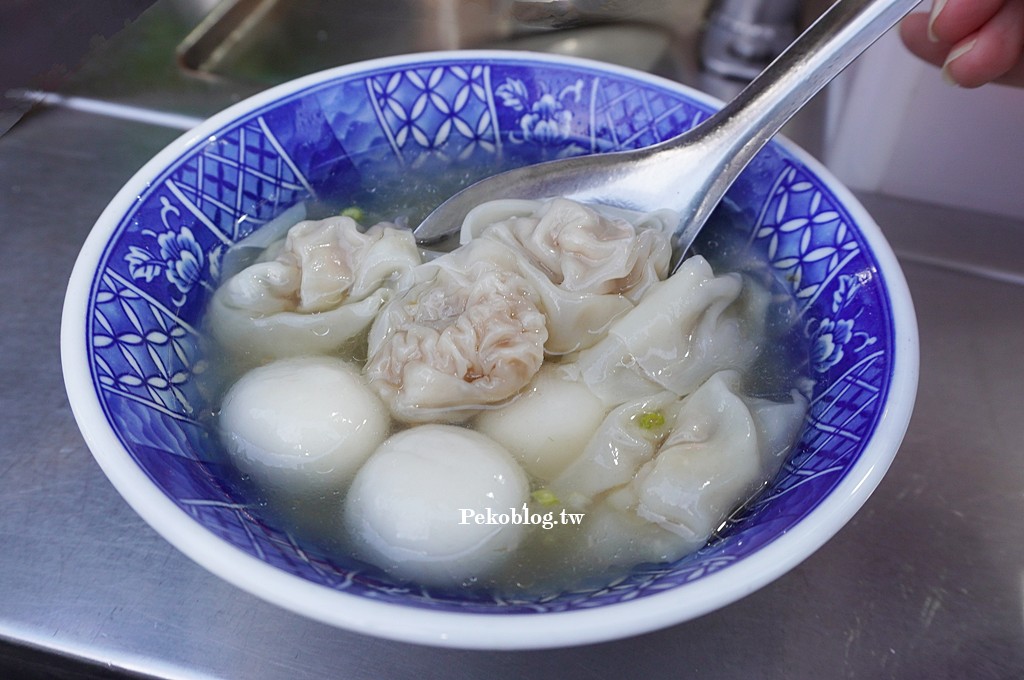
[413, 0, 921, 269]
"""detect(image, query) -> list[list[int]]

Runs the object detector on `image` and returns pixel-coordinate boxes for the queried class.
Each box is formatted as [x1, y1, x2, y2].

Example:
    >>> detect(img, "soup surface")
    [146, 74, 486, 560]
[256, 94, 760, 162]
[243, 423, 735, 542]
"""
[203, 197, 810, 596]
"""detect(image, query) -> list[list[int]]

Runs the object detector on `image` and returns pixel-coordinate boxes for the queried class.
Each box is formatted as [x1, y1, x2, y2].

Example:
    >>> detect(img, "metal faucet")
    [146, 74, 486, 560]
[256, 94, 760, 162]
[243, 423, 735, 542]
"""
[700, 0, 803, 81]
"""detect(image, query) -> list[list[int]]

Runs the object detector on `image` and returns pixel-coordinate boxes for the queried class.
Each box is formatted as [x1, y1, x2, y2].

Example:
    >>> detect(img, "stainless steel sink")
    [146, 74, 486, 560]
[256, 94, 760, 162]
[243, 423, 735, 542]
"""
[167, 0, 826, 155]
[174, 0, 710, 86]
[4, 1, 1024, 678]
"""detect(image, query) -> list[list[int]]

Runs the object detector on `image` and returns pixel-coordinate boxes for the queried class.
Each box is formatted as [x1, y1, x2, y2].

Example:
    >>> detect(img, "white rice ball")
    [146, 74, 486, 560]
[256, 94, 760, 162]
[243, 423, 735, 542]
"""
[475, 366, 607, 482]
[344, 424, 529, 587]
[219, 356, 389, 495]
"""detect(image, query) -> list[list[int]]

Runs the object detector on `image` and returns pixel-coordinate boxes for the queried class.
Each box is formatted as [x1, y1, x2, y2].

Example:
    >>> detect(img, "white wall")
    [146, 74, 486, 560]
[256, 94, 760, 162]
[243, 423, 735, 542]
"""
[824, 28, 1024, 220]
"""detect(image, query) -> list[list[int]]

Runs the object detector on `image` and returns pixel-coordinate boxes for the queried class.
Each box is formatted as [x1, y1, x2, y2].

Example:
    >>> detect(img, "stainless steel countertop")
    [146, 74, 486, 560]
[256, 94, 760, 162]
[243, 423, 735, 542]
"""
[2, 3, 1024, 678]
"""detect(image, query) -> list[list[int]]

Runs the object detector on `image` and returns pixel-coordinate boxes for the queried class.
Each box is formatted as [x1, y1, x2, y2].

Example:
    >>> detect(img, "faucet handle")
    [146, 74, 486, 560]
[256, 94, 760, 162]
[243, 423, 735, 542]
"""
[701, 0, 802, 81]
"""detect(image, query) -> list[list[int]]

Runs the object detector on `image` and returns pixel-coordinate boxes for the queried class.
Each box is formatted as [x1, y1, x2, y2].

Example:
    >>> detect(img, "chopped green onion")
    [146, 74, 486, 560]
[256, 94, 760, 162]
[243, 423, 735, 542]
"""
[531, 488, 559, 506]
[636, 411, 665, 430]
[340, 206, 365, 222]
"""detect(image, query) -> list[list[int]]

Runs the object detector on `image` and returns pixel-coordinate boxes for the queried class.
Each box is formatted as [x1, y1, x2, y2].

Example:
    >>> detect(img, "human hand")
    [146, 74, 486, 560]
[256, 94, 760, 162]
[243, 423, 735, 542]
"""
[900, 0, 1024, 88]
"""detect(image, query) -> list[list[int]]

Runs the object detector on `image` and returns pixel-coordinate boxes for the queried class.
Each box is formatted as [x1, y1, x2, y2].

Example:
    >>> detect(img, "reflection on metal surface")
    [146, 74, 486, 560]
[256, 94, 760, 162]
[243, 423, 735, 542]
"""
[489, 23, 682, 76]
[176, 0, 281, 81]
[175, 0, 709, 85]
[8, 89, 203, 130]
[700, 0, 801, 82]
[510, 0, 699, 27]
[895, 251, 1024, 288]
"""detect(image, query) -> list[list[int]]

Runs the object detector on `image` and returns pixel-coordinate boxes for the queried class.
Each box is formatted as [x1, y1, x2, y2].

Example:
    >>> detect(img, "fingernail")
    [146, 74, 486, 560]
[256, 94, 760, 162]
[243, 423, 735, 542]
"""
[928, 0, 947, 42]
[941, 38, 976, 86]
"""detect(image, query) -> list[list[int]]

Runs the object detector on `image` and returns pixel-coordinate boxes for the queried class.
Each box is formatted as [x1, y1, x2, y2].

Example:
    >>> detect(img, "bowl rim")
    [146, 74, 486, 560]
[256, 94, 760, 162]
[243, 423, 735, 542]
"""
[61, 48, 919, 650]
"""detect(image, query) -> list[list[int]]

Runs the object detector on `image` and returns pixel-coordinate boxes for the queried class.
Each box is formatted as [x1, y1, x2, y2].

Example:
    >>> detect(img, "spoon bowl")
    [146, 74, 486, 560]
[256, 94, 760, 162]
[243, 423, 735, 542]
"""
[414, 0, 922, 267]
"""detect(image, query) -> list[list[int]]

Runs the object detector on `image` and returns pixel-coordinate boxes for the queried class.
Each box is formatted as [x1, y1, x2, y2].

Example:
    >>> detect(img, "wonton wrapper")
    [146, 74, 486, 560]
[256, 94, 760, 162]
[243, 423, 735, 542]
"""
[365, 239, 548, 424]
[464, 198, 672, 355]
[572, 255, 769, 406]
[549, 390, 682, 507]
[556, 370, 807, 570]
[206, 216, 420, 363]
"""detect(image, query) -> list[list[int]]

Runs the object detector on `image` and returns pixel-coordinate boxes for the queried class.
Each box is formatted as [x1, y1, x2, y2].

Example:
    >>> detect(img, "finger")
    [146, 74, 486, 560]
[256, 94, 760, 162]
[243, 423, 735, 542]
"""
[929, 0, 1005, 45]
[900, 12, 951, 68]
[942, 0, 1024, 87]
[993, 57, 1024, 86]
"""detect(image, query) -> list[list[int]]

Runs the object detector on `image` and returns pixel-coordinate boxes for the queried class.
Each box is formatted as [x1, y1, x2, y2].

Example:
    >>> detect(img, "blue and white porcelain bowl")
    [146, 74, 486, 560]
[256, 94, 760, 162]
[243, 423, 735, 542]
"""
[61, 51, 918, 649]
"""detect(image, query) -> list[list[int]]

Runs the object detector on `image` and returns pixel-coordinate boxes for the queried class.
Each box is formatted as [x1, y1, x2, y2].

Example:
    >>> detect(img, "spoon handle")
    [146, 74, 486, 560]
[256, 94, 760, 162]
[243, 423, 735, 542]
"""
[663, 0, 922, 257]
